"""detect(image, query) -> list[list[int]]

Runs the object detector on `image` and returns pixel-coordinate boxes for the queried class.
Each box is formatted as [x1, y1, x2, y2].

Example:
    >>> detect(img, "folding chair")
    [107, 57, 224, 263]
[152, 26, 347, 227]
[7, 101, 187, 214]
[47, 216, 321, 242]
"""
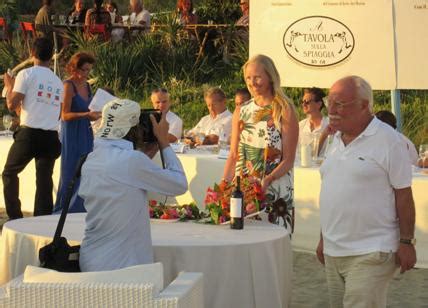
[85, 24, 110, 41]
[20, 22, 37, 53]
[0, 17, 10, 41]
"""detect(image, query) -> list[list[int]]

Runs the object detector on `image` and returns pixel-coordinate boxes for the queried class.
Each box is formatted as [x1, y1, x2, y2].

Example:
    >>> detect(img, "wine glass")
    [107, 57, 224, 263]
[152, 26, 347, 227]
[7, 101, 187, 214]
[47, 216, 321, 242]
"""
[419, 144, 428, 170]
[196, 133, 205, 145]
[2, 114, 13, 136]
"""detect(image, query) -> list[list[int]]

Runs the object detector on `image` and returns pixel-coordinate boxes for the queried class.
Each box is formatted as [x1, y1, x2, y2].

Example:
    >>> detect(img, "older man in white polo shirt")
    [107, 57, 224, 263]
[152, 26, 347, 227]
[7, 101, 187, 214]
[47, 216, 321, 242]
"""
[150, 88, 182, 143]
[187, 87, 232, 146]
[316, 76, 416, 308]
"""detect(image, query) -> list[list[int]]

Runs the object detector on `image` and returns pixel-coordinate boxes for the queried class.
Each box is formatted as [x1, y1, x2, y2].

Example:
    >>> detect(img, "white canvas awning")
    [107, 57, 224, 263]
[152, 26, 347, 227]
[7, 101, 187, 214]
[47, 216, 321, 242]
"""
[250, 0, 428, 90]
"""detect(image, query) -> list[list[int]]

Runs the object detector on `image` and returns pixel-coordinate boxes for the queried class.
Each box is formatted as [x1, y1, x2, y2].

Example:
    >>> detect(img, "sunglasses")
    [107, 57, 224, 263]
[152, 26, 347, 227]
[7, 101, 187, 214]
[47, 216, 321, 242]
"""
[301, 99, 316, 106]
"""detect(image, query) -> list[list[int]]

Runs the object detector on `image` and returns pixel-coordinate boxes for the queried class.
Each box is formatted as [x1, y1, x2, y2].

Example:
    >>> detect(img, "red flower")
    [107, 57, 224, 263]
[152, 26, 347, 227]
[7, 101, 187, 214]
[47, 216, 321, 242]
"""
[160, 213, 170, 219]
[166, 208, 179, 218]
[149, 199, 157, 207]
[221, 199, 229, 210]
[246, 202, 256, 214]
[204, 187, 219, 205]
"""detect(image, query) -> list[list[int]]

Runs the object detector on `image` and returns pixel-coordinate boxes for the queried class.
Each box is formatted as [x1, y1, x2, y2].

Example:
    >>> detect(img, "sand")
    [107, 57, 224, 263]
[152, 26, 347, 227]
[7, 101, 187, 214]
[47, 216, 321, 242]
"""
[1, 209, 427, 307]
[292, 251, 428, 307]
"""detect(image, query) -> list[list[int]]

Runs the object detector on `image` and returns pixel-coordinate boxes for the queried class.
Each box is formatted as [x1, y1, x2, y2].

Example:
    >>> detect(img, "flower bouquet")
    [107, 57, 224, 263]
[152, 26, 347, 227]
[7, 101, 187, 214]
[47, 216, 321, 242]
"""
[148, 200, 201, 221]
[204, 175, 266, 224]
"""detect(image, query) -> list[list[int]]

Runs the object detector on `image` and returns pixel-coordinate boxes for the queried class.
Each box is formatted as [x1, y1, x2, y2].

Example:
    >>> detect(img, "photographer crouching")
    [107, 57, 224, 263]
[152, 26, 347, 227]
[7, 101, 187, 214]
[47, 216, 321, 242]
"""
[78, 99, 187, 271]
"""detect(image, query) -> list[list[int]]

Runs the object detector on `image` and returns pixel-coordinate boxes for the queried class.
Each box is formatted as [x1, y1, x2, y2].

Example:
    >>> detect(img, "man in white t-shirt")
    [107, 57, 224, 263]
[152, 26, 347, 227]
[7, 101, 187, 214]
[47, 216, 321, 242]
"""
[316, 76, 416, 308]
[187, 87, 232, 146]
[129, 0, 150, 30]
[298, 87, 329, 157]
[150, 88, 182, 143]
[2, 37, 63, 219]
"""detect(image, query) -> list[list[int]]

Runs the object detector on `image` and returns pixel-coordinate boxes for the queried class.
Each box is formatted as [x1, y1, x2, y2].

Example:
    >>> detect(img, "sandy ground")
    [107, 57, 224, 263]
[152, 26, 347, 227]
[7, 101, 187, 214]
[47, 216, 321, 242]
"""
[1, 209, 427, 307]
[291, 250, 428, 308]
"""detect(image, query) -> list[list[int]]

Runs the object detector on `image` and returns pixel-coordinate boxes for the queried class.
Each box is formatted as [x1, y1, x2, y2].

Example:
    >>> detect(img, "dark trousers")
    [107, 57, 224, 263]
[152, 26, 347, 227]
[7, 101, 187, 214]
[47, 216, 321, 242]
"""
[2, 127, 61, 219]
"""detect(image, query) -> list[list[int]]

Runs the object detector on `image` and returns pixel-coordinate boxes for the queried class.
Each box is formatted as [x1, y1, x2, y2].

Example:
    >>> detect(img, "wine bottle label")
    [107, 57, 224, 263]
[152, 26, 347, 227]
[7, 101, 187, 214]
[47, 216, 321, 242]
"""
[230, 198, 242, 217]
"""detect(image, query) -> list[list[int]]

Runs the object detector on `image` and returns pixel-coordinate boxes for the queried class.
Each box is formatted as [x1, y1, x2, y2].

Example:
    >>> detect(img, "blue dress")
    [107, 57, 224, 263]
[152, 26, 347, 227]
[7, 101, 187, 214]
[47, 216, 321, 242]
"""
[54, 80, 93, 213]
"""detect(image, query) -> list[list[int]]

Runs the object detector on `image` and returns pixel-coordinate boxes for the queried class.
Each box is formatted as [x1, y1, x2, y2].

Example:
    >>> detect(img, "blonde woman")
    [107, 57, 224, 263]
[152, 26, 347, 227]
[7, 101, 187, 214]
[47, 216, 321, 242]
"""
[222, 54, 299, 230]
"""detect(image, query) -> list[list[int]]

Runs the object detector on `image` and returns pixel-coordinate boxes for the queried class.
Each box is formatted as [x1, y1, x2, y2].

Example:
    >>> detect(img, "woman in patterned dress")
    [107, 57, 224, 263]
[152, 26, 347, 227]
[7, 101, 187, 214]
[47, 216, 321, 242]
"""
[222, 54, 299, 230]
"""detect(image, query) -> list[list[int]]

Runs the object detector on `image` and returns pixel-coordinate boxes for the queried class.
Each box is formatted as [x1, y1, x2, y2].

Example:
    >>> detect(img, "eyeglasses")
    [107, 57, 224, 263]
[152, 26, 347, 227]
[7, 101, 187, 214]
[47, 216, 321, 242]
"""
[326, 98, 359, 110]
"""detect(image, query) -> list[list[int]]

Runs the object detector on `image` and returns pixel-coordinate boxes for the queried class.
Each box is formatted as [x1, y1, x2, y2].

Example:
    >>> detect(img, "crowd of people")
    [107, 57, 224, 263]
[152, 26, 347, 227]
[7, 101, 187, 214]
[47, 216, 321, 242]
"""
[32, 0, 249, 43]
[2, 1, 423, 306]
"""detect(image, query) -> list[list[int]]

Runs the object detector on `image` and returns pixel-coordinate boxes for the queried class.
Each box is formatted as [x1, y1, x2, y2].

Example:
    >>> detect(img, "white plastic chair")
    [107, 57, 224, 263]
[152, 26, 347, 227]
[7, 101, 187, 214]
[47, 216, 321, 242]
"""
[0, 271, 203, 308]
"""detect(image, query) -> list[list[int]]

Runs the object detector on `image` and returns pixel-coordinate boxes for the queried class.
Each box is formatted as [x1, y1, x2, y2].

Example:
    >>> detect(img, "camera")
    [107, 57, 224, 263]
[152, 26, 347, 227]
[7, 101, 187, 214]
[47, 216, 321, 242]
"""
[139, 109, 161, 143]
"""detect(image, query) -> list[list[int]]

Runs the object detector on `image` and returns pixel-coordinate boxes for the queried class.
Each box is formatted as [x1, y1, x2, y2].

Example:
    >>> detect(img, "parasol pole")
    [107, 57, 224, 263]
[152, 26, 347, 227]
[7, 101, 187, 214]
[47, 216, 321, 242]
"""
[391, 90, 402, 132]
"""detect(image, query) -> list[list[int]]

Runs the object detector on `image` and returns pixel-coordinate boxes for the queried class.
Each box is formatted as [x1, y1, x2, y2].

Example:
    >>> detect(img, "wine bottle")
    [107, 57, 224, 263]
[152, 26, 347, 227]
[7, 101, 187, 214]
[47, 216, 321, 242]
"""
[230, 176, 244, 229]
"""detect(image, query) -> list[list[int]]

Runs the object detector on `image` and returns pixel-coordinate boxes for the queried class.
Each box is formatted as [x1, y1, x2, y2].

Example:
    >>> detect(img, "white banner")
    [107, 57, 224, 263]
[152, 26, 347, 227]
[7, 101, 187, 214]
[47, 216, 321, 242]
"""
[395, 0, 428, 89]
[250, 0, 396, 90]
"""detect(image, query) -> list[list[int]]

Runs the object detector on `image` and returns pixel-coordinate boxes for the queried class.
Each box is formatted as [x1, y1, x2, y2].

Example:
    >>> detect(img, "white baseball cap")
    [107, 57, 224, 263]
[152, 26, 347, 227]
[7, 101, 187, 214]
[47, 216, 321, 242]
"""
[95, 99, 141, 139]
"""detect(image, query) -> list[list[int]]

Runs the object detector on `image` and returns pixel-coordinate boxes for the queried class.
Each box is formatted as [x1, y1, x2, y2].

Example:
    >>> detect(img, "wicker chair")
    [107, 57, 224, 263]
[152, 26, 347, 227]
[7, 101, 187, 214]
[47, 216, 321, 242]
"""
[0, 271, 203, 308]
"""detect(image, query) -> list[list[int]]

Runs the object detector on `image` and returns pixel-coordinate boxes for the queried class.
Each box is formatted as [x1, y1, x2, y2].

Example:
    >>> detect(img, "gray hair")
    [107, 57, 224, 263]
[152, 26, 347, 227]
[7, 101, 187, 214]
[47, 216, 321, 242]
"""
[204, 87, 226, 101]
[350, 75, 374, 112]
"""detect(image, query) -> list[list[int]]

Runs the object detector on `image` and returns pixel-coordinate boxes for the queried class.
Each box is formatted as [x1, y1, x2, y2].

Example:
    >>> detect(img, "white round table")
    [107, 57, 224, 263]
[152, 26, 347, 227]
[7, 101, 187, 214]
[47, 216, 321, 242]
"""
[0, 213, 292, 308]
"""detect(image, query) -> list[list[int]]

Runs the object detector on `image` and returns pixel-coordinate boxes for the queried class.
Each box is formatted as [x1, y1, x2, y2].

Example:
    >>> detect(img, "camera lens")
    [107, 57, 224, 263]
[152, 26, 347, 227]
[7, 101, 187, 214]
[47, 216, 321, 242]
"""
[139, 109, 161, 143]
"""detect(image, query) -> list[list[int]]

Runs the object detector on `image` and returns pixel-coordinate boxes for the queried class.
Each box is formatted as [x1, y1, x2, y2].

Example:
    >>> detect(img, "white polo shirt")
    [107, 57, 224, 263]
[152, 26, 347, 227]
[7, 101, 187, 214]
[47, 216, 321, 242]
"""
[299, 116, 329, 156]
[130, 9, 150, 27]
[399, 133, 418, 166]
[13, 66, 63, 131]
[319, 117, 412, 257]
[189, 109, 232, 139]
[166, 111, 183, 140]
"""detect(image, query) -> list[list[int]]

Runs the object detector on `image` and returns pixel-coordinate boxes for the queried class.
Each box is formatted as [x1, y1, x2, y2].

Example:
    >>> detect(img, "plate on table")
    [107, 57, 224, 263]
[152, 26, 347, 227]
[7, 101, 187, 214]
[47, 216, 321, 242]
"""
[150, 218, 180, 223]
[195, 145, 218, 152]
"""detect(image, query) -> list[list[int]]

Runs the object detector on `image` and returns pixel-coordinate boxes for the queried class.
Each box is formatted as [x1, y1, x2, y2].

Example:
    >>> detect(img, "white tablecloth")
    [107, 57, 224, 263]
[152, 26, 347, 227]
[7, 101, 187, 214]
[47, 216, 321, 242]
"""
[150, 151, 428, 269]
[2, 138, 427, 268]
[0, 214, 292, 308]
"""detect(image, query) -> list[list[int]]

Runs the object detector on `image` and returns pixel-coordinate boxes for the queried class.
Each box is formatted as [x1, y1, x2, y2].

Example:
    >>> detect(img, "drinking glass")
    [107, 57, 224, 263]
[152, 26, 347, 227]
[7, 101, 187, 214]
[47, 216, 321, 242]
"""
[419, 144, 428, 170]
[312, 132, 321, 163]
[2, 114, 13, 136]
[68, 15, 74, 24]
[196, 133, 205, 145]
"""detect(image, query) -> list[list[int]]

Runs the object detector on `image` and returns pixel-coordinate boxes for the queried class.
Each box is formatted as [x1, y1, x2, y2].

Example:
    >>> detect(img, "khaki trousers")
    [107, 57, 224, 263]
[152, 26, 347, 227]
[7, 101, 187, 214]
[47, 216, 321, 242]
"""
[324, 252, 398, 308]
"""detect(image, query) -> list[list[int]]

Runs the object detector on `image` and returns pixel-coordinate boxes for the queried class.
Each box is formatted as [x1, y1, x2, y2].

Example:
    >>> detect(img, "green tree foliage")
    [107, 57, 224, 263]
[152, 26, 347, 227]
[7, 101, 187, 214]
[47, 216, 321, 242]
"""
[0, 0, 426, 145]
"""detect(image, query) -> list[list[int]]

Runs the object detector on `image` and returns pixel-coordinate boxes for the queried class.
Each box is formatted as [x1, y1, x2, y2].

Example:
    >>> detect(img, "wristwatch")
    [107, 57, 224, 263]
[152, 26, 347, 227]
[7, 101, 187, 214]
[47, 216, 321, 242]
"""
[399, 238, 416, 246]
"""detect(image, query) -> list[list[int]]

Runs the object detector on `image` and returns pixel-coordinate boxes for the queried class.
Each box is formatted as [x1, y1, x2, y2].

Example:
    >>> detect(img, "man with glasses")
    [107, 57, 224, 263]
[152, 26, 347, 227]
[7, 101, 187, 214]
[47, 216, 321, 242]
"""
[236, 0, 249, 26]
[150, 88, 182, 143]
[316, 76, 416, 308]
[298, 87, 329, 157]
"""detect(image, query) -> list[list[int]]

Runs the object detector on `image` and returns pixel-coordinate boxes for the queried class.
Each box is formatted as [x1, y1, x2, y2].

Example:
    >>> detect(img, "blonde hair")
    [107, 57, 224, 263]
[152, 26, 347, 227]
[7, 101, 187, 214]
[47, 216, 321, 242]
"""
[243, 54, 295, 129]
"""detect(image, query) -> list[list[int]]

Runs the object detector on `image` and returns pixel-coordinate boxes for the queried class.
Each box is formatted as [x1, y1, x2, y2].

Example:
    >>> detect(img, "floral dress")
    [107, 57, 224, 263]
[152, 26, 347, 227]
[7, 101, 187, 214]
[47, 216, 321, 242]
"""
[236, 99, 294, 230]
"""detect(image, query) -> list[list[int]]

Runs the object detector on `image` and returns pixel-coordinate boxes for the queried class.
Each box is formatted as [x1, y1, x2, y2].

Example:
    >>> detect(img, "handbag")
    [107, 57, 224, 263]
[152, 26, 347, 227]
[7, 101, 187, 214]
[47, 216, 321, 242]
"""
[39, 154, 88, 272]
